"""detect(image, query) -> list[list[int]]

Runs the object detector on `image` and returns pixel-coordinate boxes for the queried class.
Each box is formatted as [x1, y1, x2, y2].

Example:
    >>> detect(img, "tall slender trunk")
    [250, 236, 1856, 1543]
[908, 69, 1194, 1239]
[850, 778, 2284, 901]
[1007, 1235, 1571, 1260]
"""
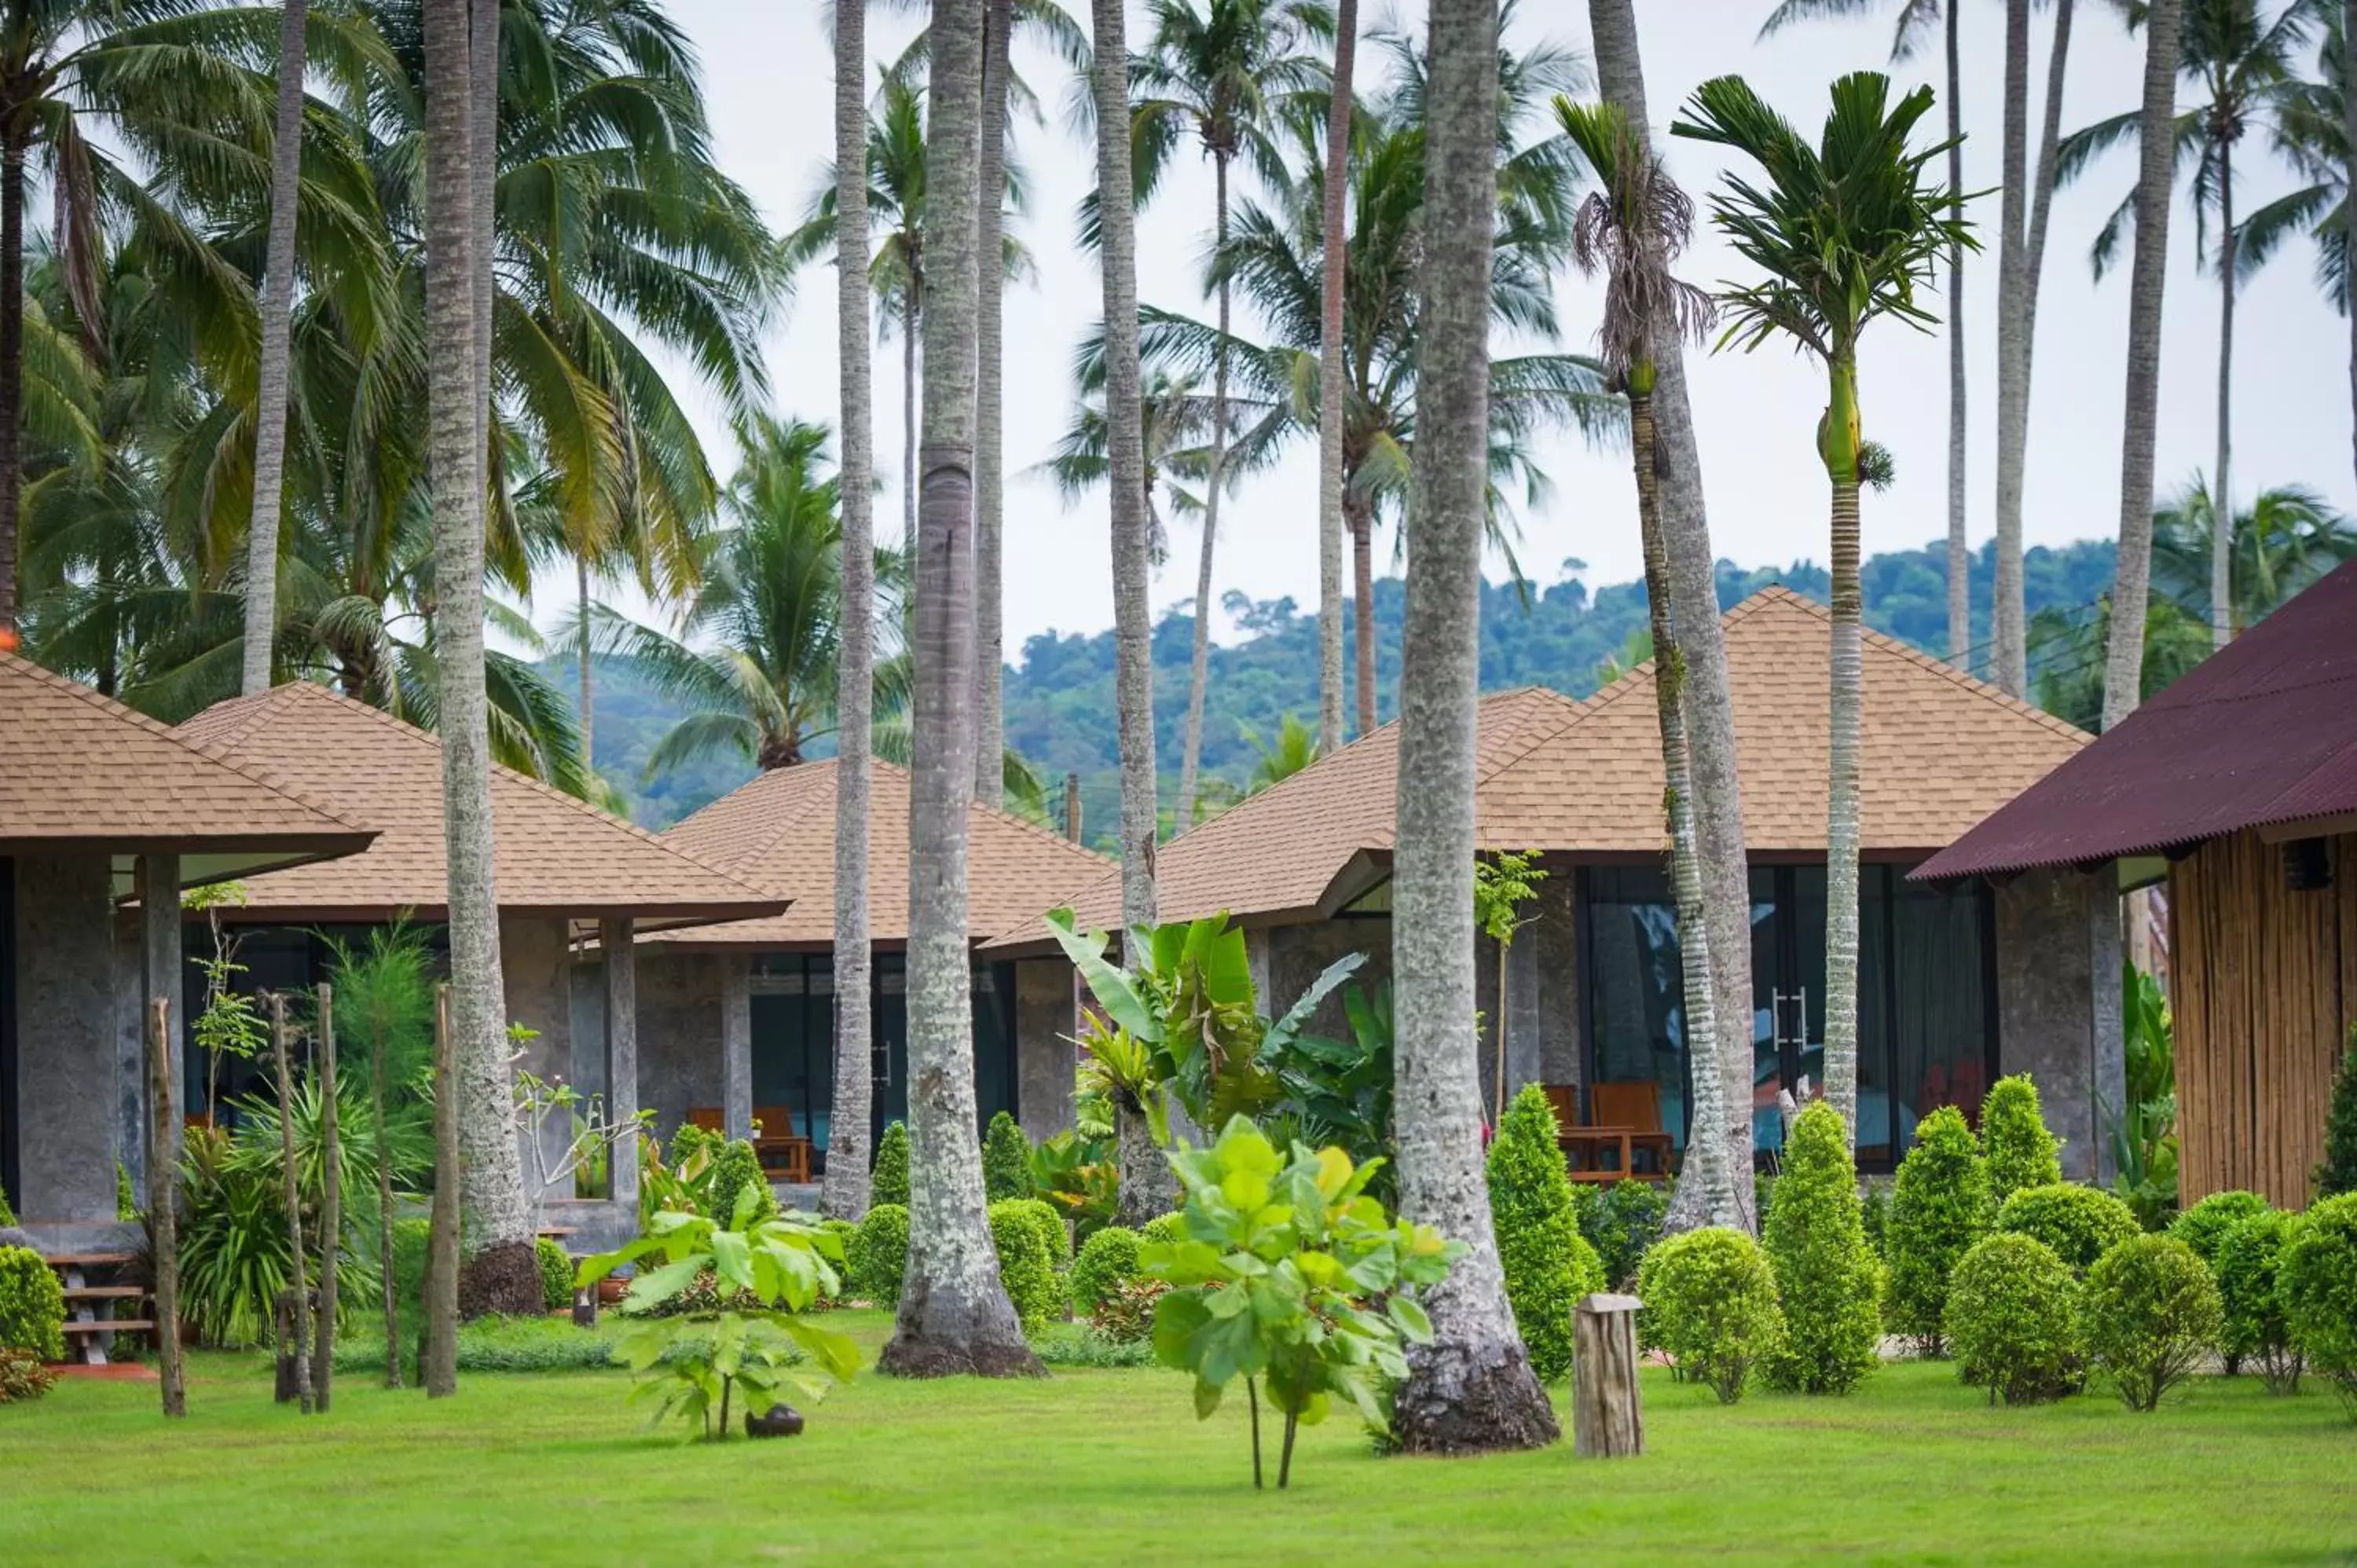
[2023, 0, 2074, 383]
[145, 998, 185, 1416]
[271, 995, 313, 1412]
[1318, 0, 1357, 754]
[1093, 0, 1158, 935]
[2102, 0, 2184, 731]
[2211, 133, 2234, 650]
[313, 984, 339, 1412]
[242, 0, 310, 697]
[2348, 0, 2357, 499]
[1390, 0, 1555, 1456]
[973, 0, 1010, 804]
[424, 986, 459, 1394]
[1350, 497, 1375, 733]
[1588, 0, 1754, 1229]
[879, 0, 1037, 1379]
[1175, 161, 1233, 826]
[576, 555, 593, 766]
[1944, 0, 1970, 668]
[373, 1020, 403, 1387]
[904, 306, 919, 559]
[1820, 354, 1864, 1145]
[0, 130, 24, 641]
[1992, 0, 2031, 698]
[827, 0, 876, 1222]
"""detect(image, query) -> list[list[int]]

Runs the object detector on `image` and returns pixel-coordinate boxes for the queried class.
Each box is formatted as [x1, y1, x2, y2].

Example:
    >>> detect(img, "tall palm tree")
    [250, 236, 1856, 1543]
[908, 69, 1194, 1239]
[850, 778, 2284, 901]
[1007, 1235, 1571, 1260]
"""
[1316, 0, 1357, 754]
[879, 0, 1036, 1379]
[1132, 0, 1326, 826]
[2150, 475, 2357, 632]
[1558, 98, 1741, 1234]
[241, 0, 311, 698]
[1037, 362, 1270, 563]
[1673, 71, 1970, 1149]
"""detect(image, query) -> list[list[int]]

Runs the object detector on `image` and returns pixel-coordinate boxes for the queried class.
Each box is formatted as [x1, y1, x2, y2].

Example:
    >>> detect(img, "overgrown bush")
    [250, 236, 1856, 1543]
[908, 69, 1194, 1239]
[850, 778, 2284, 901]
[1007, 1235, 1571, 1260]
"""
[1070, 1225, 1144, 1317]
[871, 1122, 911, 1209]
[1883, 1105, 1990, 1355]
[1574, 1178, 1670, 1289]
[1087, 1277, 1166, 1346]
[1637, 1226, 1783, 1404]
[2316, 1028, 2357, 1200]
[1945, 1232, 2079, 1405]
[2168, 1189, 2270, 1268]
[2278, 1191, 2357, 1420]
[0, 1346, 56, 1402]
[847, 1203, 909, 1306]
[988, 1197, 1061, 1332]
[0, 1244, 66, 1361]
[2078, 1233, 2220, 1411]
[1997, 1183, 2142, 1273]
[1761, 1103, 1882, 1394]
[536, 1237, 574, 1312]
[1981, 1075, 2062, 1208]
[1487, 1084, 1606, 1382]
[983, 1112, 1033, 1202]
[2214, 1208, 2303, 1393]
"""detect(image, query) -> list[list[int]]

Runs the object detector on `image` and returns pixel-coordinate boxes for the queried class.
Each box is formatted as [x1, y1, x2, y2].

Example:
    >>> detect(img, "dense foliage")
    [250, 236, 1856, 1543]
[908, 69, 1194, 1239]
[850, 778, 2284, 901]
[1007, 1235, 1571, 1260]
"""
[2212, 1208, 2304, 1394]
[983, 1112, 1034, 1203]
[1981, 1076, 2064, 1209]
[847, 1203, 910, 1307]
[1883, 1105, 1990, 1355]
[2168, 1190, 2271, 1268]
[1761, 1105, 1882, 1394]
[2111, 965, 2179, 1228]
[537, 1239, 576, 1313]
[1944, 1232, 2080, 1405]
[704, 1140, 779, 1230]
[2318, 1028, 2357, 1201]
[2077, 1235, 2220, 1412]
[1637, 1227, 1784, 1404]
[2277, 1192, 2357, 1419]
[0, 1345, 56, 1403]
[871, 1123, 912, 1211]
[1488, 1086, 1607, 1382]
[1069, 1225, 1146, 1317]
[0, 1246, 66, 1361]
[988, 1200, 1064, 1332]
[1997, 1184, 2143, 1273]
[1575, 1179, 1670, 1289]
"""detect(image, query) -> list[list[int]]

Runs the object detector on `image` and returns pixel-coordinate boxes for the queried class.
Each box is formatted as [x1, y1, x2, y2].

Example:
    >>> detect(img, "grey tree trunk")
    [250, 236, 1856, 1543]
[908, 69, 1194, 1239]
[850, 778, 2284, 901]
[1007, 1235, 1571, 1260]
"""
[373, 1006, 402, 1388]
[1317, 0, 1356, 757]
[1821, 368, 1865, 1145]
[241, 0, 309, 698]
[0, 134, 22, 639]
[879, 0, 1038, 1379]
[904, 310, 919, 559]
[973, 0, 1010, 804]
[1351, 501, 1376, 734]
[2023, 1, 2074, 387]
[1389, 0, 1555, 1456]
[2212, 141, 2234, 650]
[1093, 0, 1158, 935]
[1992, 0, 2031, 698]
[827, 0, 876, 1223]
[313, 984, 339, 1413]
[270, 995, 313, 1412]
[1943, 0, 1968, 668]
[576, 555, 593, 767]
[1175, 160, 1234, 828]
[1588, 0, 1754, 1228]
[425, 984, 460, 1396]
[1114, 1100, 1173, 1227]
[2102, 0, 2184, 732]
[2349, 0, 2356, 499]
[145, 996, 185, 1416]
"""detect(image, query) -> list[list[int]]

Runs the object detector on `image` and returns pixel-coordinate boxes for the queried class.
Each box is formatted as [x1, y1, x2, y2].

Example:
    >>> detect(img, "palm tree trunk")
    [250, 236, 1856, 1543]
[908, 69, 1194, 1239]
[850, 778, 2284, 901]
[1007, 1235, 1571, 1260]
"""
[1318, 0, 1357, 756]
[1175, 160, 1234, 827]
[0, 128, 24, 642]
[374, 1026, 403, 1387]
[878, 0, 1037, 1379]
[826, 0, 876, 1223]
[1350, 496, 1375, 734]
[2102, 0, 2183, 731]
[1389, 0, 1555, 1456]
[1092, 0, 1159, 936]
[1943, 0, 1969, 669]
[242, 0, 310, 698]
[425, 985, 459, 1395]
[471, 0, 498, 513]
[2022, 0, 2074, 381]
[1820, 353, 1865, 1146]
[1589, 0, 1754, 1229]
[576, 555, 594, 766]
[270, 995, 313, 1412]
[2211, 139, 2234, 650]
[904, 306, 919, 559]
[313, 984, 339, 1412]
[2348, 0, 2356, 500]
[972, 0, 1010, 804]
[1992, 0, 2031, 698]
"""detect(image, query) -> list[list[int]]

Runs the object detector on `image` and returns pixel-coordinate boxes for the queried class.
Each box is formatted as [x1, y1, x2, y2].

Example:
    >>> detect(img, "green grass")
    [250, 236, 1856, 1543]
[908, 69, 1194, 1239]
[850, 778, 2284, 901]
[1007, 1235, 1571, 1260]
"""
[5, 1312, 2352, 1564]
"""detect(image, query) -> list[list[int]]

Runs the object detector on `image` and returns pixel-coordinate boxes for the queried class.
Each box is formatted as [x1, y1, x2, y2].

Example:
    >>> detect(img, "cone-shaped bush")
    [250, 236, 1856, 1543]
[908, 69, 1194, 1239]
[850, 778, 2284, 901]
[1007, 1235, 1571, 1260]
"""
[983, 1111, 1032, 1203]
[2079, 1233, 2220, 1411]
[1981, 1075, 2062, 1208]
[2317, 1029, 2357, 1200]
[1761, 1102, 1883, 1394]
[706, 1138, 777, 1226]
[1998, 1183, 2141, 1273]
[1007, 1196, 1071, 1273]
[871, 1121, 911, 1209]
[848, 1203, 909, 1306]
[1487, 1084, 1607, 1382]
[988, 1198, 1061, 1332]
[1884, 1105, 1991, 1354]
[1945, 1231, 2078, 1405]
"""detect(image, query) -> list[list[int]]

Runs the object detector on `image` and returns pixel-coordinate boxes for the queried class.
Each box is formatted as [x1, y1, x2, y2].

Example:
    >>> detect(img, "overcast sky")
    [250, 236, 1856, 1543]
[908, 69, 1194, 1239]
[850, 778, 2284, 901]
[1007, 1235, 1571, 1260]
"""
[571, 0, 2352, 658]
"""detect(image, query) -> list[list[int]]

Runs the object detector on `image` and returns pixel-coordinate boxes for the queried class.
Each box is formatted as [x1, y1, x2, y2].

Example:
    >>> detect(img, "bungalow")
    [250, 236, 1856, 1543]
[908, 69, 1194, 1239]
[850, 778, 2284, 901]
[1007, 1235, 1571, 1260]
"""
[1918, 558, 2357, 1207]
[989, 588, 2112, 1177]
[1, 654, 374, 1238]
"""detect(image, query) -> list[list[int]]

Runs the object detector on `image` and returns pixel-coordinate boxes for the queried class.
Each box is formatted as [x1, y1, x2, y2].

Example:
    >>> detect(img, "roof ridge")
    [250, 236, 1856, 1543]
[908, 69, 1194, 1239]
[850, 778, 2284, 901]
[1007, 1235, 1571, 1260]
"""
[967, 779, 1118, 865]
[684, 757, 850, 878]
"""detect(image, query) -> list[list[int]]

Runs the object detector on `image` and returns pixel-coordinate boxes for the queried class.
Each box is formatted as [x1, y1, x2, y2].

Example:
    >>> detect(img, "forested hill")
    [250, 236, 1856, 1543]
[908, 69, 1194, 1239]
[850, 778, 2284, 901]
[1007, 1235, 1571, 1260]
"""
[577, 537, 2120, 831]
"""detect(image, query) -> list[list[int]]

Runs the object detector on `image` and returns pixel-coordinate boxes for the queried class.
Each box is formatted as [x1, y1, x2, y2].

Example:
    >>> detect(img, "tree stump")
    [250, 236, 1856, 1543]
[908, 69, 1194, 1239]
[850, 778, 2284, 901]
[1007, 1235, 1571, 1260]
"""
[1572, 1292, 1644, 1458]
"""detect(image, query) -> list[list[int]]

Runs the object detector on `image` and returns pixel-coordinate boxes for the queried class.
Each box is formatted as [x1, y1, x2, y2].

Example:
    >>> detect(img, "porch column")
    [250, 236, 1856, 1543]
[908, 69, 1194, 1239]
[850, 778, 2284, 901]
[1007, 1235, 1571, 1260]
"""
[720, 954, 753, 1141]
[137, 853, 181, 1193]
[601, 918, 640, 1206]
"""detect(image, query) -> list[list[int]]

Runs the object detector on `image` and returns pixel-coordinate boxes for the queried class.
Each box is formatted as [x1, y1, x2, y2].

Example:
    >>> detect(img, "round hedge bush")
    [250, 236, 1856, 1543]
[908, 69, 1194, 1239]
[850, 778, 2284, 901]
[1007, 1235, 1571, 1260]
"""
[1996, 1182, 2141, 1273]
[1945, 1231, 2078, 1404]
[1140, 1212, 1187, 1248]
[871, 1122, 911, 1210]
[1761, 1102, 1882, 1394]
[0, 1244, 65, 1361]
[2168, 1189, 2271, 1267]
[1637, 1225, 1783, 1404]
[983, 1112, 1033, 1203]
[2214, 1207, 2304, 1393]
[1489, 1084, 1607, 1382]
[988, 1197, 1061, 1331]
[1069, 1225, 1143, 1317]
[848, 1202, 910, 1306]
[1981, 1075, 2062, 1208]
[534, 1237, 574, 1313]
[1006, 1196, 1071, 1273]
[2078, 1233, 2220, 1411]
[1883, 1104, 1990, 1355]
[816, 1217, 858, 1302]
[2277, 1191, 2357, 1419]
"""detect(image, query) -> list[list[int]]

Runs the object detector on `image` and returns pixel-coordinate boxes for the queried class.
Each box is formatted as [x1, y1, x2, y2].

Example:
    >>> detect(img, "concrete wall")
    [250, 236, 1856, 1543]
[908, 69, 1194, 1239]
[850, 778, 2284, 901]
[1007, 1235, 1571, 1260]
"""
[637, 948, 728, 1142]
[500, 914, 577, 1202]
[1014, 958, 1076, 1140]
[1995, 866, 2124, 1184]
[12, 853, 119, 1222]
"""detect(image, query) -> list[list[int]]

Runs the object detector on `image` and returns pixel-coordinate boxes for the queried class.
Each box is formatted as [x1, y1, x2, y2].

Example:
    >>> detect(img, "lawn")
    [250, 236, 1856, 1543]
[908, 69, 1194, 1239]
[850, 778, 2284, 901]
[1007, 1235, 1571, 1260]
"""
[5, 1311, 2352, 1564]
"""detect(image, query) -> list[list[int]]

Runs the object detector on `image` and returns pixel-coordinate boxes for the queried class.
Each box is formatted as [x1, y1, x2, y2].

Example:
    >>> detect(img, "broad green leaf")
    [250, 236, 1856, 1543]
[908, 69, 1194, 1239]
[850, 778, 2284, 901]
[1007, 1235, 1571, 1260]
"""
[710, 1228, 754, 1292]
[1045, 908, 1160, 1041]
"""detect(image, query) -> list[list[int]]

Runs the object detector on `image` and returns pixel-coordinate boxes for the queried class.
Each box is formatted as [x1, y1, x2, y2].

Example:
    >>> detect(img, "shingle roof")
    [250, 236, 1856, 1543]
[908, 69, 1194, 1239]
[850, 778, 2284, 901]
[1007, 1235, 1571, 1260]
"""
[1916, 558, 2357, 880]
[0, 653, 374, 863]
[644, 757, 1114, 949]
[174, 682, 784, 924]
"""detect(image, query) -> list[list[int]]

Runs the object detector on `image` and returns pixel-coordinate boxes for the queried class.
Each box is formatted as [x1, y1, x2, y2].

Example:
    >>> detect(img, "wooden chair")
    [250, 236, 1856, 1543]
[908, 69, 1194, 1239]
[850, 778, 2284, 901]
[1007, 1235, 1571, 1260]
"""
[685, 1107, 724, 1135]
[1558, 1081, 1677, 1185]
[752, 1105, 813, 1185]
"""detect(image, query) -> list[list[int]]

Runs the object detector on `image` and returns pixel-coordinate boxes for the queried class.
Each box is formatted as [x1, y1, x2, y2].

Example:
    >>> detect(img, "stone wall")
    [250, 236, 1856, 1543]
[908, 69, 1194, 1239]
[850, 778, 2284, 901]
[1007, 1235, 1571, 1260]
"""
[636, 947, 728, 1142]
[1995, 866, 2124, 1184]
[12, 853, 119, 1222]
[1014, 958, 1076, 1140]
[500, 914, 577, 1203]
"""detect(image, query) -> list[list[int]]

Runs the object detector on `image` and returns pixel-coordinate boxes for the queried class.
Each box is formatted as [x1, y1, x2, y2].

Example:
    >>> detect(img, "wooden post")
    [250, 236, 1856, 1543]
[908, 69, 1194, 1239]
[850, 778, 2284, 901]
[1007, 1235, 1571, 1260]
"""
[1064, 771, 1082, 842]
[147, 996, 185, 1417]
[425, 984, 460, 1397]
[270, 993, 313, 1412]
[313, 984, 339, 1412]
[1572, 1291, 1644, 1458]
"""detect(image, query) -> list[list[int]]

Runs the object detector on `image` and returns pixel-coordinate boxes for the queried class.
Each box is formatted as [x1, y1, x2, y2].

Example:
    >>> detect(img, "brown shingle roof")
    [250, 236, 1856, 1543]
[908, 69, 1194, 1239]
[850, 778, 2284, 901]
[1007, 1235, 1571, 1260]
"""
[645, 757, 1114, 949]
[174, 682, 784, 925]
[0, 654, 374, 865]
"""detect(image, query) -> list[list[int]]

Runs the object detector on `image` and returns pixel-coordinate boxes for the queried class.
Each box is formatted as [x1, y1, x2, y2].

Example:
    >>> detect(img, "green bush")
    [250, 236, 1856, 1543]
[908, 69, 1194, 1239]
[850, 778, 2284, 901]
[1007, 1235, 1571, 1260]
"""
[871, 1122, 911, 1209]
[1574, 1178, 1670, 1289]
[983, 1112, 1032, 1203]
[1883, 1105, 1990, 1355]
[1997, 1183, 2142, 1273]
[847, 1203, 909, 1306]
[390, 1216, 431, 1339]
[2078, 1233, 2220, 1411]
[1944, 1231, 2079, 1405]
[1487, 1084, 1607, 1382]
[1069, 1225, 1144, 1316]
[988, 1197, 1061, 1332]
[1030, 1320, 1157, 1368]
[0, 1245, 66, 1361]
[335, 1313, 623, 1375]
[1140, 1212, 1186, 1248]
[1637, 1226, 1783, 1404]
[2317, 1028, 2357, 1200]
[1087, 1277, 1166, 1345]
[2168, 1189, 2270, 1268]
[816, 1218, 857, 1302]
[1860, 1180, 1890, 1262]
[705, 1138, 777, 1226]
[535, 1237, 574, 1313]
[2278, 1191, 2357, 1420]
[1981, 1075, 2063, 1207]
[1761, 1102, 1882, 1394]
[2214, 1208, 2303, 1393]
[0, 1179, 16, 1227]
[0, 1344, 56, 1401]
[1007, 1196, 1072, 1273]
[115, 1161, 137, 1222]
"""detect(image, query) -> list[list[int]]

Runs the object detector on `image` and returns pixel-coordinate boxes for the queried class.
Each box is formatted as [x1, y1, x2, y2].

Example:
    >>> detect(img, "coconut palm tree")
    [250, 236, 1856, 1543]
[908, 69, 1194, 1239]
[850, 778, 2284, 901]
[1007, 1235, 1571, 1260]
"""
[2151, 475, 2357, 632]
[240, 0, 312, 698]
[1242, 710, 1317, 789]
[1316, 0, 1358, 756]
[1673, 71, 1971, 1149]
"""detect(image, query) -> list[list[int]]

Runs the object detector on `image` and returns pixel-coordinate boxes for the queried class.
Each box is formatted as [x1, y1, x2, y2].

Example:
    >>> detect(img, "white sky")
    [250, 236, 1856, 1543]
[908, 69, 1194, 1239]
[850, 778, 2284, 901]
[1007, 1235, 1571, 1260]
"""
[556, 0, 2354, 655]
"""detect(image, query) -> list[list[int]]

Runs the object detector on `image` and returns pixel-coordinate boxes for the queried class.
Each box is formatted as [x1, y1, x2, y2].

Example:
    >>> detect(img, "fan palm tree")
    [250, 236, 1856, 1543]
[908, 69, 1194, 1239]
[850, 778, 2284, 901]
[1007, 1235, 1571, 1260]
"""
[1673, 71, 1972, 1149]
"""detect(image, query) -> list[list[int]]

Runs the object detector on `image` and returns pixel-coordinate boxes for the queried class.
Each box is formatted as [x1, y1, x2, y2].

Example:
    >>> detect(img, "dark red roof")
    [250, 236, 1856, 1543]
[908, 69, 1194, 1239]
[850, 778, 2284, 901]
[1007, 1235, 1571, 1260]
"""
[1915, 559, 2357, 880]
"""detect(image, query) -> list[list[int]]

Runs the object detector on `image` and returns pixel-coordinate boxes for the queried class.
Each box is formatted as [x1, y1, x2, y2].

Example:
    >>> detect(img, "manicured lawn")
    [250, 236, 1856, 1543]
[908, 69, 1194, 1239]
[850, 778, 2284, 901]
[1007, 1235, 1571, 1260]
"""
[5, 1311, 2351, 1563]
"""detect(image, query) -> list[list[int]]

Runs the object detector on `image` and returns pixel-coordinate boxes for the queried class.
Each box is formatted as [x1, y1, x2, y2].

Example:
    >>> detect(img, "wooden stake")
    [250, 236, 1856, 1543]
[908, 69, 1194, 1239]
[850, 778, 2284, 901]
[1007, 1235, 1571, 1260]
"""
[1572, 1292, 1645, 1458]
[147, 996, 185, 1418]
[424, 983, 460, 1397]
[271, 993, 313, 1413]
[313, 984, 340, 1412]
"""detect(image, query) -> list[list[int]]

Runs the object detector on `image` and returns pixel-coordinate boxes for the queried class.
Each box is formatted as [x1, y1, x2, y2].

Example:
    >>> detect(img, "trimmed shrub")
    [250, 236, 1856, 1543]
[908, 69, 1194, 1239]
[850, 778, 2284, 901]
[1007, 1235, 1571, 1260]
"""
[1761, 1103, 1882, 1394]
[1945, 1231, 2079, 1405]
[2278, 1191, 2357, 1420]
[1009, 1196, 1071, 1273]
[705, 1138, 777, 1226]
[534, 1237, 574, 1312]
[1883, 1105, 1991, 1355]
[0, 1244, 66, 1361]
[1140, 1212, 1186, 1248]
[2318, 1028, 2357, 1200]
[2168, 1189, 2271, 1268]
[0, 1345, 56, 1402]
[1637, 1226, 1783, 1404]
[2078, 1233, 2220, 1411]
[848, 1202, 910, 1306]
[988, 1197, 1061, 1332]
[1575, 1178, 1670, 1290]
[871, 1122, 911, 1210]
[983, 1112, 1032, 1202]
[2214, 1208, 2304, 1394]
[1069, 1225, 1144, 1317]
[1998, 1183, 2142, 1273]
[1981, 1075, 2062, 1208]
[1489, 1084, 1607, 1382]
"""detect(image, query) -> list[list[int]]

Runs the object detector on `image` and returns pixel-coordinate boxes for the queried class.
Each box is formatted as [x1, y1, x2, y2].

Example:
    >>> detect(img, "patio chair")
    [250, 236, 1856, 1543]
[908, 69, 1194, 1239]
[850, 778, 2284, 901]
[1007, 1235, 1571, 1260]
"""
[1557, 1081, 1677, 1185]
[752, 1104, 814, 1185]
